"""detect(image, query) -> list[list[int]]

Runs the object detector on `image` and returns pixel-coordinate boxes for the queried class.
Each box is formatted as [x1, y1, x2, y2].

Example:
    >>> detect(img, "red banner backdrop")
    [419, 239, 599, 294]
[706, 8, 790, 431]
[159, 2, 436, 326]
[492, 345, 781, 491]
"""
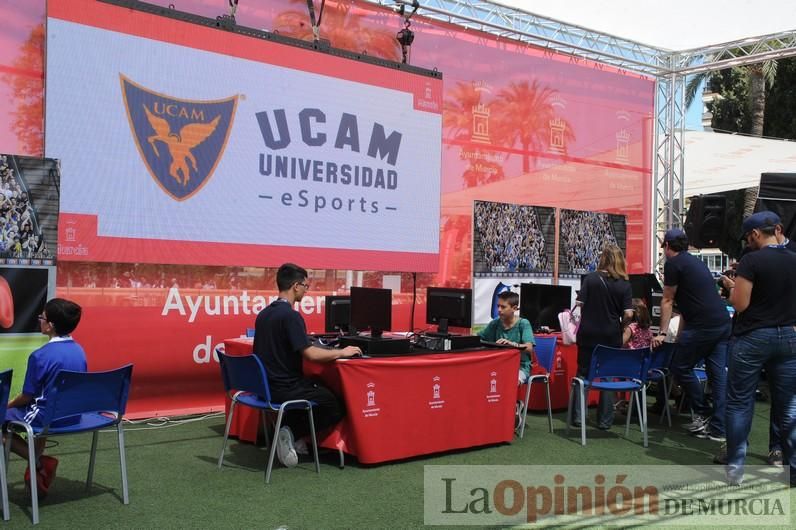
[2, 0, 654, 417]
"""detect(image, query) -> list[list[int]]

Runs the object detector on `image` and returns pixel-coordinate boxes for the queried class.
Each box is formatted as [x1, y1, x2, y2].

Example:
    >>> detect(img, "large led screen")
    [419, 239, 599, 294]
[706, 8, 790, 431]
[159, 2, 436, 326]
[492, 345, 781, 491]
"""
[45, 0, 442, 271]
[559, 209, 627, 276]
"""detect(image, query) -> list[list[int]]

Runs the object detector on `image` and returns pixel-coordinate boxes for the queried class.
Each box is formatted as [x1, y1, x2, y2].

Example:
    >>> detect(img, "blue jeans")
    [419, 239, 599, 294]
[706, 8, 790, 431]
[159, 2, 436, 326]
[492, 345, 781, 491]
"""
[671, 321, 731, 435]
[726, 326, 796, 484]
[769, 388, 782, 453]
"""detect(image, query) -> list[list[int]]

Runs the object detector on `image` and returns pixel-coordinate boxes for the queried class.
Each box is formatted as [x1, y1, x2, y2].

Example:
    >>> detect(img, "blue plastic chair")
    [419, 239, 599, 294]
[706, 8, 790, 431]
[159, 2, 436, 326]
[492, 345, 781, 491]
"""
[4, 365, 133, 525]
[677, 361, 709, 418]
[566, 346, 651, 447]
[217, 352, 320, 484]
[0, 369, 12, 522]
[645, 342, 675, 427]
[518, 337, 557, 437]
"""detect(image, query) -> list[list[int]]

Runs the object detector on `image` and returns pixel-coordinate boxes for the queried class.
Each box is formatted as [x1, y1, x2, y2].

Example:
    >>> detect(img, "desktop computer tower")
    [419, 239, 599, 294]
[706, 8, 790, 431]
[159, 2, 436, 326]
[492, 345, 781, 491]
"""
[418, 334, 482, 352]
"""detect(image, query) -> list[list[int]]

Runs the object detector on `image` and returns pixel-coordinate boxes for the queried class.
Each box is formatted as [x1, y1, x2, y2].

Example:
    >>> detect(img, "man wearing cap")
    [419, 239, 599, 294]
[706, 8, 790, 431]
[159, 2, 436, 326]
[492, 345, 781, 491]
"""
[765, 216, 796, 467]
[723, 213, 794, 468]
[652, 228, 731, 442]
[720, 211, 796, 485]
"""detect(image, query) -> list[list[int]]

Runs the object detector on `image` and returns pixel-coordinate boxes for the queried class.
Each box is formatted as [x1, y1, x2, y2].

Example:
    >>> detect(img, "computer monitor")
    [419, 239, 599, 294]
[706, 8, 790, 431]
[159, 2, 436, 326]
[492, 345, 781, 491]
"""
[426, 287, 472, 335]
[628, 273, 663, 327]
[519, 283, 572, 331]
[324, 295, 351, 333]
[350, 287, 392, 338]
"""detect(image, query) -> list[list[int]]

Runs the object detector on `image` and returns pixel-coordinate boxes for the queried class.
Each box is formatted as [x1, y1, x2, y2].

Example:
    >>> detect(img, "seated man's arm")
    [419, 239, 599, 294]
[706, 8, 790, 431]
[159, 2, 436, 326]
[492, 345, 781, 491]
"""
[302, 344, 360, 362]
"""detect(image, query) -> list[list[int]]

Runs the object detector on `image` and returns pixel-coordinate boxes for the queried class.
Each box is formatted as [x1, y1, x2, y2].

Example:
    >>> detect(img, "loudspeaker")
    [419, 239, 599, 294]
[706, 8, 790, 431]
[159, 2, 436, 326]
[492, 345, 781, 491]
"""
[685, 195, 726, 248]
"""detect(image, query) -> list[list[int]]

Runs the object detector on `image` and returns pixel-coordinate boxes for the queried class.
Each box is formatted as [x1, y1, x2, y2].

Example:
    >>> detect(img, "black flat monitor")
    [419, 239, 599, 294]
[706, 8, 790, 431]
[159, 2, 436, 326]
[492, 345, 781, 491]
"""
[350, 287, 392, 338]
[628, 273, 662, 300]
[628, 273, 664, 327]
[426, 287, 472, 335]
[324, 295, 351, 333]
[519, 283, 572, 331]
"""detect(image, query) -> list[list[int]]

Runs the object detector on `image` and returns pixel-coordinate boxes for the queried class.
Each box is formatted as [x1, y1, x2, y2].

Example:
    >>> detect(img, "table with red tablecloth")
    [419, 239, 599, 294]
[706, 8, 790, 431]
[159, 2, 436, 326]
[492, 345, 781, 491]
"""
[224, 338, 519, 464]
[518, 334, 599, 410]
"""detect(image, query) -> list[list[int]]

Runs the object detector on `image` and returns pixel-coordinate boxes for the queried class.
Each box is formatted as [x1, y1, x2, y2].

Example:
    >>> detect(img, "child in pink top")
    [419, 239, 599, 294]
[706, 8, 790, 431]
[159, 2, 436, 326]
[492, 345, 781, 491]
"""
[624, 299, 653, 349]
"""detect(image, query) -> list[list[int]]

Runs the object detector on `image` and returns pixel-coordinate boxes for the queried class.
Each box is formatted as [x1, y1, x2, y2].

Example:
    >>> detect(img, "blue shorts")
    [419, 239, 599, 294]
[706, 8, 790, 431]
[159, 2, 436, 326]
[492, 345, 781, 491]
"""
[5, 407, 78, 428]
[5, 406, 33, 424]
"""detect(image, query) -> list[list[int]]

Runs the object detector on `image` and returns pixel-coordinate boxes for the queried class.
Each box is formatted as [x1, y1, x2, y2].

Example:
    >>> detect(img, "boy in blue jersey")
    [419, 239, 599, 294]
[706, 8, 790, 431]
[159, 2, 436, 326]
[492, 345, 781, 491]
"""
[4, 298, 87, 496]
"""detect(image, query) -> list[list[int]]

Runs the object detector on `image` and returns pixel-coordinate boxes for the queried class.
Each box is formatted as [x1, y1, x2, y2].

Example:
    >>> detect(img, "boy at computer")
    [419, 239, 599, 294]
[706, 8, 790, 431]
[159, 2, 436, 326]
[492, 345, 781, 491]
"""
[478, 291, 536, 385]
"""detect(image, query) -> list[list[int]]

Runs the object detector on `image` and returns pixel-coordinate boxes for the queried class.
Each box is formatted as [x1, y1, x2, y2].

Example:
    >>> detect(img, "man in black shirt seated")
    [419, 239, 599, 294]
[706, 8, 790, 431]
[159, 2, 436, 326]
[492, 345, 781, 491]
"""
[253, 263, 361, 468]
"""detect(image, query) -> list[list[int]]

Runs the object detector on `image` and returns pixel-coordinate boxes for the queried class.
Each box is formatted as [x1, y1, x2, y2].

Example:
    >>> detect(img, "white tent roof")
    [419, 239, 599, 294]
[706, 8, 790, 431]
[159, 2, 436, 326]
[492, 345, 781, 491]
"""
[684, 131, 796, 196]
[496, 1, 796, 51]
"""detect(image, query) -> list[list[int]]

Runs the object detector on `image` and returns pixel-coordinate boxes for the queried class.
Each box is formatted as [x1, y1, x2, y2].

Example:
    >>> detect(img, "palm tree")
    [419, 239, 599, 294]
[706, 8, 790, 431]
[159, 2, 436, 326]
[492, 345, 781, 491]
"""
[273, 0, 400, 61]
[442, 82, 505, 187]
[3, 23, 44, 157]
[685, 60, 777, 137]
[490, 80, 574, 173]
[686, 58, 778, 216]
[442, 82, 483, 141]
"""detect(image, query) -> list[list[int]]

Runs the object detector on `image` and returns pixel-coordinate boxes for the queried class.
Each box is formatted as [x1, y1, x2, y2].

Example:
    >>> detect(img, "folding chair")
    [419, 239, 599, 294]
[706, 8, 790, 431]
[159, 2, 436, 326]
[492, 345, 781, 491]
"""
[566, 346, 651, 447]
[676, 362, 709, 418]
[4, 365, 133, 525]
[217, 352, 320, 484]
[518, 337, 557, 437]
[0, 369, 11, 522]
[646, 342, 675, 426]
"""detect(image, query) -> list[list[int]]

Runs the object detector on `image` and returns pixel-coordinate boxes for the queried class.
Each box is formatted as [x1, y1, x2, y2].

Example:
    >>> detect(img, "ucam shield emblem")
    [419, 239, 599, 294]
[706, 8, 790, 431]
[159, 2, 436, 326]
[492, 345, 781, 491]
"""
[120, 74, 238, 201]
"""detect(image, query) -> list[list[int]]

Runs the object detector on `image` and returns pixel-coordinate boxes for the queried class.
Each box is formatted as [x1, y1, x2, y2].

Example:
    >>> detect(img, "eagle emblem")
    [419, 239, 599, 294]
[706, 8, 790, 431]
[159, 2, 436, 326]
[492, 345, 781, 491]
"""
[120, 75, 238, 201]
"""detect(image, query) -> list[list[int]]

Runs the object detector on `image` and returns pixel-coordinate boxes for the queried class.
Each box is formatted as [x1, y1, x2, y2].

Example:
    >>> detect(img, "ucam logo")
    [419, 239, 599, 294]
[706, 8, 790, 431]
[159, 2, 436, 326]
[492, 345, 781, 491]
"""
[120, 74, 238, 201]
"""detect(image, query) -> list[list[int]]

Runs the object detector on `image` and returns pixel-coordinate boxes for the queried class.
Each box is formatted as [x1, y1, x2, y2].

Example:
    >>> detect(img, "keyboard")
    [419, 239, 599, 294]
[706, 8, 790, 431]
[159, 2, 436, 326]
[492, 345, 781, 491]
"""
[308, 334, 341, 348]
[308, 333, 341, 340]
[480, 340, 526, 349]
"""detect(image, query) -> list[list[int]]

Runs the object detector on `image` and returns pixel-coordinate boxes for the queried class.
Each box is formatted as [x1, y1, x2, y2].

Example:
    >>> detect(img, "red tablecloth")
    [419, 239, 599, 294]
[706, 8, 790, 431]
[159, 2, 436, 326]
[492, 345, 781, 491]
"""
[518, 335, 599, 410]
[223, 338, 519, 464]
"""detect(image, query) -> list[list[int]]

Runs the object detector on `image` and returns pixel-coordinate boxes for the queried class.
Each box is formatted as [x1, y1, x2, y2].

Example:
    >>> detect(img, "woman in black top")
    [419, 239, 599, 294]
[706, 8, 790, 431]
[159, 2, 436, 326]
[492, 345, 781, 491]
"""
[573, 244, 634, 429]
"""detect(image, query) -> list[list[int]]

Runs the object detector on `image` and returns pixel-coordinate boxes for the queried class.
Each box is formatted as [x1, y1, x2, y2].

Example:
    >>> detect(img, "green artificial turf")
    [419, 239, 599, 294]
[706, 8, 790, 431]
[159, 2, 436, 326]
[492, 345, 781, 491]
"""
[2, 400, 793, 529]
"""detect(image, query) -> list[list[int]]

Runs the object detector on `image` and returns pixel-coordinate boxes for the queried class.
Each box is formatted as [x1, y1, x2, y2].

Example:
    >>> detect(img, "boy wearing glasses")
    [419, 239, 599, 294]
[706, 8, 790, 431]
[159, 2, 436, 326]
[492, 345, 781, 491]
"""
[253, 263, 360, 469]
[4, 298, 87, 497]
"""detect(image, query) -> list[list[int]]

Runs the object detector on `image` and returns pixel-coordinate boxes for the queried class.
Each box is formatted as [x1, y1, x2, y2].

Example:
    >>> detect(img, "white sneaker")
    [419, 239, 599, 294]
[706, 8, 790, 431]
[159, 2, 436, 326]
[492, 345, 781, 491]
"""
[294, 438, 310, 456]
[276, 426, 298, 468]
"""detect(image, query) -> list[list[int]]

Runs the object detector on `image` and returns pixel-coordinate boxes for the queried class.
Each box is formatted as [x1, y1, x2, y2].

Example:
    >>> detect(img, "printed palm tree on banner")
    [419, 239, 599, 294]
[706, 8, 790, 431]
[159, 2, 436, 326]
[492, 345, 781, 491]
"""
[273, 0, 400, 61]
[491, 80, 575, 174]
[3, 23, 44, 157]
[442, 81, 505, 187]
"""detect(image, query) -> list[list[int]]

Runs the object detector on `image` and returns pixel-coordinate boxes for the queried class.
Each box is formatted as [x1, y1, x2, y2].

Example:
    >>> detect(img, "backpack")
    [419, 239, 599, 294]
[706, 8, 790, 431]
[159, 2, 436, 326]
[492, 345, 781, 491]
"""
[558, 306, 581, 345]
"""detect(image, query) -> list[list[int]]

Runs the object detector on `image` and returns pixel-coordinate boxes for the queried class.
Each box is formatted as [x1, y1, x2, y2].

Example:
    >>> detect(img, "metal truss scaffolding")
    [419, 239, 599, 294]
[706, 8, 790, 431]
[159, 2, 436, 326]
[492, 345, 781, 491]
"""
[362, 0, 796, 270]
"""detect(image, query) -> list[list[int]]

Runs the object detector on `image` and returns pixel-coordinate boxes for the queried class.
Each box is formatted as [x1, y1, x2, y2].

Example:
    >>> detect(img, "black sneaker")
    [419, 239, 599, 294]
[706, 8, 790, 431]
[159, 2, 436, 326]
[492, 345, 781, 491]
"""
[713, 442, 728, 465]
[683, 415, 710, 433]
[695, 430, 726, 442]
[767, 449, 784, 467]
